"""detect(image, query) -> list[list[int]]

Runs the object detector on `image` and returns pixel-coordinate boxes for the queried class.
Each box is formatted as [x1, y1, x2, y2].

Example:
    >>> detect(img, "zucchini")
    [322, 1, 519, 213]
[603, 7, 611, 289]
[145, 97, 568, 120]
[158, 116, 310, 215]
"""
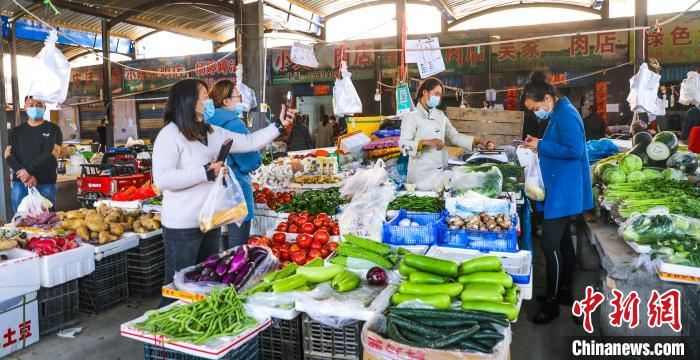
[653, 131, 679, 153]
[459, 256, 502, 275]
[463, 282, 506, 295]
[404, 254, 459, 277]
[458, 271, 513, 288]
[646, 141, 672, 162]
[391, 293, 452, 309]
[461, 301, 520, 321]
[409, 271, 447, 284]
[399, 281, 464, 297]
[399, 261, 418, 277]
[461, 288, 504, 303]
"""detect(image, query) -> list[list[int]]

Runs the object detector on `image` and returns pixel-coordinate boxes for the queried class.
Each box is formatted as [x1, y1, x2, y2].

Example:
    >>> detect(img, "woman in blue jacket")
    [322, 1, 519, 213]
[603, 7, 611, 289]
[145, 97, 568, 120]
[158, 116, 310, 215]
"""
[208, 79, 262, 248]
[522, 71, 593, 324]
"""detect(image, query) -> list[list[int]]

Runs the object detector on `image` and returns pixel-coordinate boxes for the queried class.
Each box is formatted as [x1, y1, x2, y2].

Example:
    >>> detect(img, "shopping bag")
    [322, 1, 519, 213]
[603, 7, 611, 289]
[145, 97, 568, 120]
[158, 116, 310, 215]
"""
[26, 31, 71, 104]
[16, 187, 53, 217]
[333, 61, 362, 116]
[679, 71, 700, 106]
[523, 151, 545, 201]
[197, 168, 248, 232]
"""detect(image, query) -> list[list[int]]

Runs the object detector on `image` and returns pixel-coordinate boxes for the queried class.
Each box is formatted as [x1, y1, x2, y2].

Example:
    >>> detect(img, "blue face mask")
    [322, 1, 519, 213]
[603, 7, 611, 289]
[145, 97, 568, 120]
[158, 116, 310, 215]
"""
[27, 107, 45, 120]
[534, 99, 553, 120]
[233, 102, 249, 118]
[427, 95, 441, 109]
[200, 99, 215, 121]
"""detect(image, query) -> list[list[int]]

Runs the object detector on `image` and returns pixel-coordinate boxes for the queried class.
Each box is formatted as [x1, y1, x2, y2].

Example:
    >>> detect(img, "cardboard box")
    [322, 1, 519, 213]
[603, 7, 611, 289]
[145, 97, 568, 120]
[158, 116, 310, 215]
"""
[0, 292, 39, 358]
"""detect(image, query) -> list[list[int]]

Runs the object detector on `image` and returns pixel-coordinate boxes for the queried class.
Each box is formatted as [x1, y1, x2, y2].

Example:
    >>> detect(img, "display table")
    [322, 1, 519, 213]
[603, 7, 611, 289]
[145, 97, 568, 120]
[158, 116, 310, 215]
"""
[583, 218, 699, 347]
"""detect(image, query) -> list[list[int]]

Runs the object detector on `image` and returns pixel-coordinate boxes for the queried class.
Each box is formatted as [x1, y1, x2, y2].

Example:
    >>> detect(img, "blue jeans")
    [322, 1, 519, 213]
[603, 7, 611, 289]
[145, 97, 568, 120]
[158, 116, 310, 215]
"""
[11, 181, 57, 213]
[226, 221, 251, 250]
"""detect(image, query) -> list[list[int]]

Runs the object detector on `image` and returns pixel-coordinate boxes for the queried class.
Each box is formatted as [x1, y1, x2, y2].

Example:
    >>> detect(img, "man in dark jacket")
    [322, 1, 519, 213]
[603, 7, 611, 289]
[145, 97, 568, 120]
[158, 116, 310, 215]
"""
[287, 114, 314, 151]
[680, 105, 700, 141]
[583, 105, 605, 140]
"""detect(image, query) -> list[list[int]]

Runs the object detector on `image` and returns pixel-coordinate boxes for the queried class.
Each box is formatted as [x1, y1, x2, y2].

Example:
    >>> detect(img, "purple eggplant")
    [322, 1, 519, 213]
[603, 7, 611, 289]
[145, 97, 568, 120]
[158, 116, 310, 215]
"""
[198, 274, 212, 282]
[185, 270, 201, 281]
[221, 272, 236, 285]
[202, 252, 225, 268]
[228, 246, 248, 274]
[233, 261, 255, 289]
[209, 273, 222, 283]
[248, 247, 268, 266]
[215, 255, 233, 276]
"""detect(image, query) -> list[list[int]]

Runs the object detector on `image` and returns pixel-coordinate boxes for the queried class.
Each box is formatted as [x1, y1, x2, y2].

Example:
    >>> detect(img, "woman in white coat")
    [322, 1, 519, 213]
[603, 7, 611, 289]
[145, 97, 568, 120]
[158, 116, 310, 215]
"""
[399, 77, 489, 184]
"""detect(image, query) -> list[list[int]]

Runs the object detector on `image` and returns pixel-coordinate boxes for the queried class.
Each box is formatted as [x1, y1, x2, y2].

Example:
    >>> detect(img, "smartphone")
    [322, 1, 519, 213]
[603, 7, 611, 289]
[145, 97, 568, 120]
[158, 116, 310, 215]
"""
[512, 140, 526, 145]
[217, 139, 233, 162]
[286, 91, 294, 109]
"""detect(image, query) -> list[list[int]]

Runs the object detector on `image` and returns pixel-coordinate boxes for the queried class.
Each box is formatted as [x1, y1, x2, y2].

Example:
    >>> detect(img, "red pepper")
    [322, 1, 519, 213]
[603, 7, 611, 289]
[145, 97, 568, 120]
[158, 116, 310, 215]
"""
[65, 241, 78, 250]
[33, 239, 57, 249]
[42, 248, 59, 256]
[25, 237, 41, 250]
[56, 237, 67, 247]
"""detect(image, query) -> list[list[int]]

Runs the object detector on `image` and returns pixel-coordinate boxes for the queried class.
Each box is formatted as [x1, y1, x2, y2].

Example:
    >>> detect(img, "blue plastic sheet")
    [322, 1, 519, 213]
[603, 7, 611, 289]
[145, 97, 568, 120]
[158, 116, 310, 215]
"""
[586, 139, 620, 164]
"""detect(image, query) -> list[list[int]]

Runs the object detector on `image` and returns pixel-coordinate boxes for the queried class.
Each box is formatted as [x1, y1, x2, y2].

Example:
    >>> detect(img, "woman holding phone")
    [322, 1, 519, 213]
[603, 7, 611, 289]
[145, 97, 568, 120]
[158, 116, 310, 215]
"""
[152, 78, 295, 288]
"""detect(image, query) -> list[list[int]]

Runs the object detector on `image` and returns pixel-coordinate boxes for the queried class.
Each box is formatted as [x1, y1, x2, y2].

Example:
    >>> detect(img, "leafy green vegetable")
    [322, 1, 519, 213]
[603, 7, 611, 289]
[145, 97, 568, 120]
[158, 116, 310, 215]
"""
[276, 188, 346, 215]
[389, 195, 444, 213]
[604, 179, 700, 219]
[642, 169, 663, 180]
[619, 154, 643, 174]
[662, 168, 685, 181]
[603, 168, 626, 185]
[626, 171, 646, 182]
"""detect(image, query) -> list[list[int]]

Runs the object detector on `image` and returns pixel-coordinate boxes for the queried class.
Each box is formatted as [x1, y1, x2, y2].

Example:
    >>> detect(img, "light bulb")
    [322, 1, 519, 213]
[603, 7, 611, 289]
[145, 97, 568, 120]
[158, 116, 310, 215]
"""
[310, 82, 314, 88]
[374, 89, 381, 102]
[151, 104, 155, 111]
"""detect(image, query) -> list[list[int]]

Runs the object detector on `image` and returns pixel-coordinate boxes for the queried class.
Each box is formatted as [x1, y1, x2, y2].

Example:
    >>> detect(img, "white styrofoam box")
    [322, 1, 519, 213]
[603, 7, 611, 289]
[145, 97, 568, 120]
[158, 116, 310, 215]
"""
[657, 261, 700, 285]
[92, 234, 139, 260]
[94, 199, 141, 210]
[399, 245, 430, 255]
[121, 301, 271, 360]
[625, 240, 651, 254]
[0, 249, 40, 303]
[426, 246, 532, 284]
[0, 292, 39, 358]
[134, 228, 162, 240]
[39, 243, 95, 287]
[517, 266, 533, 300]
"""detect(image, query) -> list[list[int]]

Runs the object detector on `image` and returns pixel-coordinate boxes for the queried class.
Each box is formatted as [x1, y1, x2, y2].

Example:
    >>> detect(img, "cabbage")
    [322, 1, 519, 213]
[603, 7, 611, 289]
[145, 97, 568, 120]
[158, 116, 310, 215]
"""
[662, 168, 685, 181]
[603, 168, 627, 185]
[626, 171, 646, 182]
[642, 169, 663, 180]
[619, 154, 643, 174]
[594, 162, 617, 182]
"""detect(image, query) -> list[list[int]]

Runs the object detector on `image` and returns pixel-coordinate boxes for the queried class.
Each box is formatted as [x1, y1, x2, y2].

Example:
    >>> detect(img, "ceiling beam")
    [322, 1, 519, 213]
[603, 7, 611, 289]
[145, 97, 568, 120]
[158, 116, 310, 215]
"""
[108, 0, 237, 28]
[323, 0, 425, 21]
[448, 3, 601, 30]
[429, 0, 456, 21]
[133, 29, 160, 43]
[9, 3, 43, 22]
[263, 29, 323, 42]
[264, 1, 324, 28]
[213, 36, 236, 51]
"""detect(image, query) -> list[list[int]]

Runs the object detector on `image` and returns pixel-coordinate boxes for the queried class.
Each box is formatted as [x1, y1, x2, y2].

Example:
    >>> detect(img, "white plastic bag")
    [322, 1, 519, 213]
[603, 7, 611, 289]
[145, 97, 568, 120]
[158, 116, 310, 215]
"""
[626, 63, 661, 114]
[414, 169, 452, 192]
[339, 185, 395, 240]
[679, 71, 700, 106]
[26, 31, 71, 104]
[523, 151, 545, 201]
[333, 61, 362, 116]
[198, 168, 248, 232]
[340, 160, 387, 199]
[449, 166, 503, 198]
[16, 187, 52, 216]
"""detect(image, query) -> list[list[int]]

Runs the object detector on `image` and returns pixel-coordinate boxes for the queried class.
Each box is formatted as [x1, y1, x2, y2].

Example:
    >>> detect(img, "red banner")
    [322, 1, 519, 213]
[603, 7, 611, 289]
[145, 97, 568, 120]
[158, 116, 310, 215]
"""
[596, 82, 608, 126]
[506, 87, 518, 111]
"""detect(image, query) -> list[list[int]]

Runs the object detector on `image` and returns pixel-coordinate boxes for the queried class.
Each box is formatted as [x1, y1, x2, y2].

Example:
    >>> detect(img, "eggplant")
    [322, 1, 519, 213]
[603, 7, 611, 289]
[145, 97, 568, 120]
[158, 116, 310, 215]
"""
[248, 247, 268, 266]
[202, 253, 224, 268]
[185, 270, 201, 281]
[221, 272, 236, 285]
[198, 275, 212, 282]
[215, 255, 233, 276]
[209, 273, 222, 283]
[228, 246, 248, 274]
[233, 261, 255, 289]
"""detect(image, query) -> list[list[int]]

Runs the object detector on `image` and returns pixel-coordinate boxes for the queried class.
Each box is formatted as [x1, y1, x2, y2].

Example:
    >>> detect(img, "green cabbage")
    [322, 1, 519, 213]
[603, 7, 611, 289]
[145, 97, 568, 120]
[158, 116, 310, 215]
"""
[662, 168, 685, 181]
[642, 169, 663, 180]
[626, 171, 646, 182]
[603, 168, 627, 185]
[619, 154, 643, 174]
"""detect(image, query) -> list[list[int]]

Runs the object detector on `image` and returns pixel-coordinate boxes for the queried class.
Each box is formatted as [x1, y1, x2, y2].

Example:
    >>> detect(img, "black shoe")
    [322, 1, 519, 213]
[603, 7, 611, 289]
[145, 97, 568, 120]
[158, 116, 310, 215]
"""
[536, 288, 573, 306]
[533, 298, 560, 325]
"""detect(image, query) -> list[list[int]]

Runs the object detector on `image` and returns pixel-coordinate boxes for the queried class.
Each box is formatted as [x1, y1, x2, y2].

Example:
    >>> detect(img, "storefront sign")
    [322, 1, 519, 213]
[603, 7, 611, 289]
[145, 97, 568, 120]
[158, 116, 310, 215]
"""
[491, 31, 629, 72]
[190, 53, 238, 89]
[270, 40, 375, 84]
[121, 56, 188, 93]
[67, 65, 123, 99]
[646, 12, 700, 65]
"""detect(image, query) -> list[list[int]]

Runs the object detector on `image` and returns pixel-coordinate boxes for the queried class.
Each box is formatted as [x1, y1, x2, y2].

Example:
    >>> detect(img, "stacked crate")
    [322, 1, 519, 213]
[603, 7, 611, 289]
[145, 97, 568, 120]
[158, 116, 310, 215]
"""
[38, 280, 80, 335]
[79, 252, 129, 313]
[126, 233, 165, 298]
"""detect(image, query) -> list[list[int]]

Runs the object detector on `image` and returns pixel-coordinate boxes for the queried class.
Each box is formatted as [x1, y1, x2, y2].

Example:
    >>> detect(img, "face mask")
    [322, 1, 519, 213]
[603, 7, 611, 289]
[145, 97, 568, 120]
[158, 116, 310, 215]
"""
[234, 102, 250, 114]
[199, 99, 215, 121]
[534, 98, 553, 120]
[427, 95, 440, 109]
[27, 107, 45, 120]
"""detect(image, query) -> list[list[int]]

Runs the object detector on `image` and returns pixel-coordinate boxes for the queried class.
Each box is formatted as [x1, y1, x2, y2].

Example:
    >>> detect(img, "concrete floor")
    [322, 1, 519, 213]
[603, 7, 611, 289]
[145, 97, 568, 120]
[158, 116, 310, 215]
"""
[6, 239, 600, 360]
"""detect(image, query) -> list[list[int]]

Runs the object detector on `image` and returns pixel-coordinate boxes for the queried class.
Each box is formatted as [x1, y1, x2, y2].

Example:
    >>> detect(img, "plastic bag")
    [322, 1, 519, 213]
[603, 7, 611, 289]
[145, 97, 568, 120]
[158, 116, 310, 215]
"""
[520, 149, 545, 201]
[339, 185, 395, 240]
[446, 192, 513, 217]
[679, 71, 700, 106]
[586, 139, 620, 163]
[340, 160, 387, 199]
[619, 207, 700, 245]
[26, 31, 71, 104]
[198, 168, 248, 232]
[415, 169, 452, 192]
[173, 245, 279, 294]
[16, 187, 52, 217]
[627, 63, 661, 114]
[333, 61, 362, 116]
[449, 166, 503, 198]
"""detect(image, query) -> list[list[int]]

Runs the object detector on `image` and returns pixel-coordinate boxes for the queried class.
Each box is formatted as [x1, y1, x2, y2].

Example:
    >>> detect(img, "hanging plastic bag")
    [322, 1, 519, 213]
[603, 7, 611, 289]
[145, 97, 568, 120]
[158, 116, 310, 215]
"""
[333, 61, 362, 116]
[340, 159, 387, 199]
[523, 151, 545, 201]
[679, 71, 700, 106]
[16, 187, 52, 217]
[198, 167, 248, 232]
[626, 63, 661, 114]
[26, 31, 71, 104]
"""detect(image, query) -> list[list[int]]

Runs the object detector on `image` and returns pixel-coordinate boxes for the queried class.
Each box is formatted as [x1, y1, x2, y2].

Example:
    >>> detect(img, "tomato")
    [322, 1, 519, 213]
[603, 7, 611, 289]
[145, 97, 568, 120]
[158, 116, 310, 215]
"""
[317, 226, 329, 233]
[301, 222, 316, 235]
[262, 188, 272, 195]
[308, 249, 322, 259]
[327, 220, 338, 228]
[297, 234, 312, 249]
[330, 227, 340, 236]
[300, 211, 310, 217]
[272, 232, 286, 244]
[283, 194, 292, 203]
[317, 213, 329, 221]
[311, 240, 323, 250]
[327, 242, 339, 251]
[255, 194, 266, 203]
[276, 222, 288, 232]
[289, 243, 301, 253]
[288, 224, 299, 233]
[271, 248, 281, 259]
[313, 230, 330, 244]
[291, 252, 306, 266]
[294, 216, 307, 227]
[288, 212, 298, 222]
[312, 218, 324, 229]
[261, 237, 273, 247]
[320, 248, 330, 258]
[308, 215, 316, 223]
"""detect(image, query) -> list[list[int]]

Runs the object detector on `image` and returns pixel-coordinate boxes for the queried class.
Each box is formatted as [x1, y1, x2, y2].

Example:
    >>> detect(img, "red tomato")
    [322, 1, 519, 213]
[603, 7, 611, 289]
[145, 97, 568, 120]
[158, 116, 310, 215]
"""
[312, 218, 324, 229]
[320, 248, 330, 258]
[297, 234, 312, 249]
[271, 248, 281, 259]
[255, 194, 266, 203]
[322, 220, 331, 228]
[262, 188, 272, 195]
[279, 249, 289, 261]
[294, 216, 307, 227]
[317, 226, 329, 233]
[288, 224, 299, 233]
[301, 222, 316, 235]
[283, 194, 292, 203]
[327, 220, 338, 228]
[288, 212, 298, 222]
[330, 227, 340, 236]
[327, 242, 339, 251]
[317, 213, 329, 221]
[292, 252, 306, 266]
[272, 233, 286, 244]
[313, 230, 330, 244]
[300, 211, 310, 217]
[289, 243, 300, 253]
[268, 202, 277, 210]
[276, 222, 289, 232]
[311, 240, 322, 250]
[308, 249, 322, 259]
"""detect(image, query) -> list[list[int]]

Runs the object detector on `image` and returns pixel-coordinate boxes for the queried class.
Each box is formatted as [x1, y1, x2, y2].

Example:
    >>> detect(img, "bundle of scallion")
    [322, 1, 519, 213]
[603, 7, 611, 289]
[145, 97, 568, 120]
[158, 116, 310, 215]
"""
[604, 179, 700, 218]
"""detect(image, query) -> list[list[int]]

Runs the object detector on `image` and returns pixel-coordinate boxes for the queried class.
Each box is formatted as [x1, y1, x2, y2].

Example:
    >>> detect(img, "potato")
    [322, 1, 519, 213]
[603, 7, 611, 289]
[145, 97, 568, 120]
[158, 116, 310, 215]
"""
[153, 213, 161, 222]
[120, 222, 133, 232]
[98, 231, 118, 245]
[133, 220, 147, 234]
[109, 223, 125, 237]
[125, 216, 135, 225]
[65, 210, 83, 220]
[87, 221, 109, 232]
[56, 211, 66, 220]
[76, 226, 90, 241]
[85, 214, 104, 224]
[104, 213, 121, 224]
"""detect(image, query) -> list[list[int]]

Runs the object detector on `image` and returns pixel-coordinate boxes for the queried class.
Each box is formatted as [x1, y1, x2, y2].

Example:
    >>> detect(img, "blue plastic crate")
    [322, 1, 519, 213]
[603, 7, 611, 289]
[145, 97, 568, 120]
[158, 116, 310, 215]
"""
[437, 215, 519, 252]
[143, 335, 259, 360]
[382, 210, 444, 246]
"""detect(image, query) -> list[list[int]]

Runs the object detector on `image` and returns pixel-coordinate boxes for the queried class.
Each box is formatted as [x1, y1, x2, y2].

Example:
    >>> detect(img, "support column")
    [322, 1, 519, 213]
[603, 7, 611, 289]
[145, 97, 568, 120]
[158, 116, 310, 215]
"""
[0, 26, 13, 222]
[101, 19, 114, 148]
[395, 0, 406, 82]
[634, 0, 647, 69]
[242, 0, 265, 130]
[9, 21, 21, 127]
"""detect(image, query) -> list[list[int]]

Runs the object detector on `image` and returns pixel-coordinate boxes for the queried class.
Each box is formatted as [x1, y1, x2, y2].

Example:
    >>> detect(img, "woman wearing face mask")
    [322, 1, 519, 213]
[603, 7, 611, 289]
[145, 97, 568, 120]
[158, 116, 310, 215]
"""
[399, 77, 490, 185]
[207, 79, 265, 249]
[152, 79, 294, 288]
[522, 71, 593, 324]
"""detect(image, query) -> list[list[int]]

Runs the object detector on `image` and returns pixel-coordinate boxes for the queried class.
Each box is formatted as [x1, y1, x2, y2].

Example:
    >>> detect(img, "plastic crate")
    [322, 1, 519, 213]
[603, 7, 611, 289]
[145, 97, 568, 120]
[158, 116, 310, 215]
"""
[128, 267, 165, 298]
[143, 335, 259, 360]
[382, 210, 444, 246]
[127, 235, 165, 299]
[79, 252, 129, 314]
[259, 316, 303, 360]
[37, 280, 79, 335]
[302, 314, 363, 360]
[127, 234, 164, 256]
[437, 215, 519, 253]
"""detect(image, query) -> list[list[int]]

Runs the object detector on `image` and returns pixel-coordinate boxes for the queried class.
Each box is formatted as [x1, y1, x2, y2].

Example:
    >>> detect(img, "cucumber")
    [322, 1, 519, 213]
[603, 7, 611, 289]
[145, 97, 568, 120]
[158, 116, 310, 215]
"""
[387, 307, 509, 326]
[388, 314, 446, 338]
